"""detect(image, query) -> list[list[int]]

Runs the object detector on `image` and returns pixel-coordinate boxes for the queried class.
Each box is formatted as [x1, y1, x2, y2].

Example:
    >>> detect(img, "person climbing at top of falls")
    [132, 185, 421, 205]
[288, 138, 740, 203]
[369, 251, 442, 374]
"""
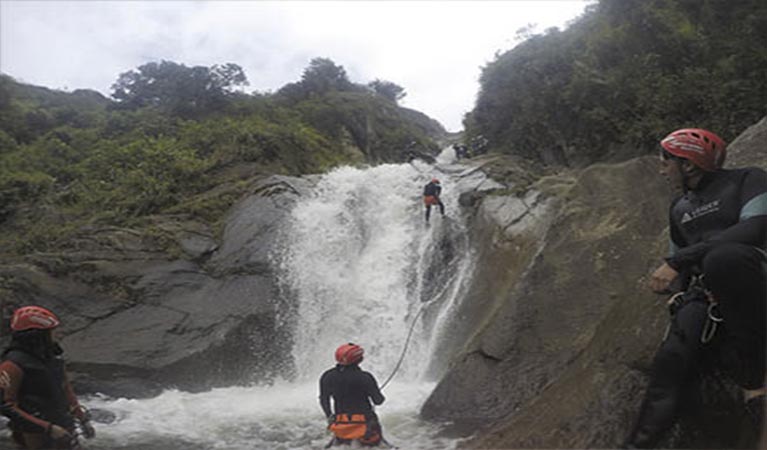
[453, 144, 469, 160]
[623, 128, 767, 448]
[0, 305, 96, 450]
[423, 178, 445, 224]
[320, 343, 386, 447]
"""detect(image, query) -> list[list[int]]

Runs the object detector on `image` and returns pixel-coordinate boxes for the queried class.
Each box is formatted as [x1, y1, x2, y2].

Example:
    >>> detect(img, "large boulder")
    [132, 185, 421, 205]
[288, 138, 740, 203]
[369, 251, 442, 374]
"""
[0, 175, 315, 398]
[423, 117, 767, 448]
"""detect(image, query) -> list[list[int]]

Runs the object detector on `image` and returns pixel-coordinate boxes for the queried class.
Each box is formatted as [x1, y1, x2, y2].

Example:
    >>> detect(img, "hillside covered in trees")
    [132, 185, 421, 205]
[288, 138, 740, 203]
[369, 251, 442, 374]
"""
[0, 58, 444, 256]
[465, 0, 767, 166]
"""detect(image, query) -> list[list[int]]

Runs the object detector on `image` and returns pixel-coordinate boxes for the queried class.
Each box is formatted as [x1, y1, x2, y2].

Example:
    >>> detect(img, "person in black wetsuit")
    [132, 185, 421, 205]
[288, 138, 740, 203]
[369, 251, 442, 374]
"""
[320, 343, 385, 446]
[0, 306, 95, 449]
[423, 178, 445, 223]
[624, 128, 767, 448]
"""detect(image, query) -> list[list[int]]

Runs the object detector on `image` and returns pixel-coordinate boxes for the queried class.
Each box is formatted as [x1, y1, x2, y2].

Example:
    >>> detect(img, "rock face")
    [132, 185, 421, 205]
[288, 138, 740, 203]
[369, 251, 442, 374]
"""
[0, 175, 315, 397]
[0, 119, 763, 447]
[421, 118, 767, 449]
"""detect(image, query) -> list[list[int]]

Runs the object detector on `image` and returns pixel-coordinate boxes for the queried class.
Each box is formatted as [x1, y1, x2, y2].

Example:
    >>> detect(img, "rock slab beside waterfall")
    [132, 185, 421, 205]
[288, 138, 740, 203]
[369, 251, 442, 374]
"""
[421, 117, 767, 449]
[0, 175, 316, 397]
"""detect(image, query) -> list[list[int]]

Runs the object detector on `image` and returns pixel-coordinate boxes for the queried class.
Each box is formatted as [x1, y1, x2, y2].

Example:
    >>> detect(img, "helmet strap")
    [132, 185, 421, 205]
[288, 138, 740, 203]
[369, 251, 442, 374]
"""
[673, 159, 689, 195]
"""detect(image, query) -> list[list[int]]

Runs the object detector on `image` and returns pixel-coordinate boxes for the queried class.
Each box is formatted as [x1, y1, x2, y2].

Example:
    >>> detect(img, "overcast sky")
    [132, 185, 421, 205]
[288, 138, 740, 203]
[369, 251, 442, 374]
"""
[1, 1, 589, 131]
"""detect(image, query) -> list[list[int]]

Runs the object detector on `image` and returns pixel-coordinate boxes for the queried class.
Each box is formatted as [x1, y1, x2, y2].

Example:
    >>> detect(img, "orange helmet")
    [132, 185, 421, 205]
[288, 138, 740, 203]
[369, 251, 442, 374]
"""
[660, 128, 726, 172]
[335, 343, 364, 365]
[11, 306, 60, 331]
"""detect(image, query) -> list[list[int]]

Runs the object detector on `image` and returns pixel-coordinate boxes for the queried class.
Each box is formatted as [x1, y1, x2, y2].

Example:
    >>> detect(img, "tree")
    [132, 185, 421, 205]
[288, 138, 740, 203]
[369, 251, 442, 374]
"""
[111, 60, 248, 117]
[368, 79, 406, 103]
[300, 58, 352, 95]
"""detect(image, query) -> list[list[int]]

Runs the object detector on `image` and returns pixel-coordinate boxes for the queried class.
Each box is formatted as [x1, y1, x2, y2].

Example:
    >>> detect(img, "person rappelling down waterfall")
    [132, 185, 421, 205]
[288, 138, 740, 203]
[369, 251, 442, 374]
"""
[422, 178, 445, 224]
[320, 343, 386, 447]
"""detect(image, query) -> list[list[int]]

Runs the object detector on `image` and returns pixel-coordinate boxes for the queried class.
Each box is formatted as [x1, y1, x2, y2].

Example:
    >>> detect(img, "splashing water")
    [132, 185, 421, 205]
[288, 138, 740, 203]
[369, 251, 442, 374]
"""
[22, 152, 472, 449]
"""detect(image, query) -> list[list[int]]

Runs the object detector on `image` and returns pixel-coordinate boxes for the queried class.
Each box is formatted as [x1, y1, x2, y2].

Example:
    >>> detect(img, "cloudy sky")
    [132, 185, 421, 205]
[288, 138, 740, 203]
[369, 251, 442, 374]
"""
[1, 1, 589, 131]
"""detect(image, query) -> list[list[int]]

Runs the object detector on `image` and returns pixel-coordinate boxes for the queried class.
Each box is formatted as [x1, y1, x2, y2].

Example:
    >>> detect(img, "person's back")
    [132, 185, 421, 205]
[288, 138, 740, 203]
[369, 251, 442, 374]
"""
[320, 364, 384, 415]
[320, 343, 385, 447]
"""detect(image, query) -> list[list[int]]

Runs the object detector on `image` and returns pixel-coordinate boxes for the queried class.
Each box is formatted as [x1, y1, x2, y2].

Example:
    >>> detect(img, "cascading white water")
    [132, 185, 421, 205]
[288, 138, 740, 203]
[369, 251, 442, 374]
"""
[49, 151, 470, 450]
[285, 162, 441, 381]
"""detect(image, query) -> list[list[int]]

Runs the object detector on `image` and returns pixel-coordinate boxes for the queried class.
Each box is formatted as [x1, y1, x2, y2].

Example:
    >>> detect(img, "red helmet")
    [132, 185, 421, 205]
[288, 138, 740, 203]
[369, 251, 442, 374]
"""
[660, 128, 726, 172]
[11, 306, 60, 331]
[431, 178, 440, 184]
[335, 343, 364, 365]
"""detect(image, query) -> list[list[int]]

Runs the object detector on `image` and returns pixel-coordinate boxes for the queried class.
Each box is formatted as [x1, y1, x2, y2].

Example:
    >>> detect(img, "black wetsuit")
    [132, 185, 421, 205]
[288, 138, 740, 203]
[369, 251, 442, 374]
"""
[423, 182, 445, 222]
[626, 167, 767, 448]
[319, 364, 385, 417]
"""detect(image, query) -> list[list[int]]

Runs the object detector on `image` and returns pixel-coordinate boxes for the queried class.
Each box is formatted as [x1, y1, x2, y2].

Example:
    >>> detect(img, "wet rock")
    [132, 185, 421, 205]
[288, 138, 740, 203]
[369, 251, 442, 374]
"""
[0, 175, 313, 398]
[423, 117, 767, 449]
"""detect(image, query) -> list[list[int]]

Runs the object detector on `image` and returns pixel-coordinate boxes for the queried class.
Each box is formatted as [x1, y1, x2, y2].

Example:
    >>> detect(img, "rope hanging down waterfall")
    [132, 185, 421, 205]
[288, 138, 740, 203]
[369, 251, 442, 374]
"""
[379, 302, 428, 390]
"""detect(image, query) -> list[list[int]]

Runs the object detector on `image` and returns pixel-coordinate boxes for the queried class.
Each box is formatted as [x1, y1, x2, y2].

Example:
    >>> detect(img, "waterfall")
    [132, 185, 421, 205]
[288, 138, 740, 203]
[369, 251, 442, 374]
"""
[61, 153, 471, 450]
[282, 161, 469, 382]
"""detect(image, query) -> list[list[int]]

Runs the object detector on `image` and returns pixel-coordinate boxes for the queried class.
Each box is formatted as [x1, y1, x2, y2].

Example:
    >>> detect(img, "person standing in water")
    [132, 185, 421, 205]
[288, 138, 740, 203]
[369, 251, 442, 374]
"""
[0, 305, 95, 450]
[320, 343, 385, 447]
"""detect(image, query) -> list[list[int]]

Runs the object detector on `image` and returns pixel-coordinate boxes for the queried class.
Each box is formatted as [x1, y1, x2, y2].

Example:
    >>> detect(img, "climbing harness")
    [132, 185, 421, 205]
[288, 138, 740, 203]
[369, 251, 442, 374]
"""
[325, 435, 397, 449]
[324, 413, 397, 449]
[701, 301, 724, 344]
[662, 275, 723, 344]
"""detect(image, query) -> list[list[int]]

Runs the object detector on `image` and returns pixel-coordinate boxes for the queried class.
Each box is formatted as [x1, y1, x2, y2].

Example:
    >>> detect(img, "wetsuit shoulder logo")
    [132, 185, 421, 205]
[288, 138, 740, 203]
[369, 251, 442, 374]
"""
[680, 200, 720, 224]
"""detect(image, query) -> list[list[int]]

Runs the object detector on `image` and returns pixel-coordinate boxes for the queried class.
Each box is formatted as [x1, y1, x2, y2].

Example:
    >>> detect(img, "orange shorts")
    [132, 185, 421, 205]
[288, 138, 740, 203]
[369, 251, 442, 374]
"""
[423, 195, 440, 206]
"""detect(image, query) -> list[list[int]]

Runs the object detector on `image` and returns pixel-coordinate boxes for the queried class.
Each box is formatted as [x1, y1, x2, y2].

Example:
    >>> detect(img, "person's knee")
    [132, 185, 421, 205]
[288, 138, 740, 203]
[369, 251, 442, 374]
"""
[703, 242, 764, 302]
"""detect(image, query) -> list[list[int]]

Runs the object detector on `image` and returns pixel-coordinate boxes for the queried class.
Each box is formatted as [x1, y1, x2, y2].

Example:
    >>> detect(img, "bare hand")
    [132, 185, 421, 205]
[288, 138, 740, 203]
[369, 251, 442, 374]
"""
[649, 262, 678, 294]
[49, 424, 71, 441]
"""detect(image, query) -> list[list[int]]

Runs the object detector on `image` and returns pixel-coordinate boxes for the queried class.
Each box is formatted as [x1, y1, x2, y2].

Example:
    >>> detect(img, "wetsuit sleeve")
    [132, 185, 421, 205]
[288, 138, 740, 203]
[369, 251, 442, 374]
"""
[665, 199, 687, 262]
[62, 369, 86, 421]
[667, 169, 767, 270]
[365, 373, 385, 406]
[319, 371, 333, 417]
[0, 360, 52, 433]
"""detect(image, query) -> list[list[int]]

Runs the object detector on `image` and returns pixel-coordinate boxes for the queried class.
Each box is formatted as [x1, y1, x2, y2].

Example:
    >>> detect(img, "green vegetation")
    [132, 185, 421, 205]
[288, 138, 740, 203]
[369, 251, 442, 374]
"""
[466, 0, 767, 166]
[0, 58, 444, 255]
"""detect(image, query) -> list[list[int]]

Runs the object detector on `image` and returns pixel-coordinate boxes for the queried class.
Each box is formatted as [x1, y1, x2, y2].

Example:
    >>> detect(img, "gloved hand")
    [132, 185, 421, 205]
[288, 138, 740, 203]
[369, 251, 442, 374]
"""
[80, 419, 96, 439]
[72, 405, 96, 439]
[48, 424, 72, 441]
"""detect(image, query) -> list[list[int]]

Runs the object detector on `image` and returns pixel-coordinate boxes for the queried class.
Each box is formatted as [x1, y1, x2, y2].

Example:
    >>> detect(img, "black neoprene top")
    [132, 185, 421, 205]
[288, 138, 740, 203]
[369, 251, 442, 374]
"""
[319, 364, 385, 417]
[423, 182, 441, 197]
[666, 167, 767, 271]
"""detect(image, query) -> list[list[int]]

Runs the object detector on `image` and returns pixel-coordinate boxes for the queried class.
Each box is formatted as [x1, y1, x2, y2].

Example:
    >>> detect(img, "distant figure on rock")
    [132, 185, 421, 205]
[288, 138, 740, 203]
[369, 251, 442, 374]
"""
[453, 144, 469, 160]
[0, 306, 95, 450]
[423, 178, 445, 224]
[469, 135, 488, 156]
[320, 343, 386, 447]
[624, 129, 766, 448]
